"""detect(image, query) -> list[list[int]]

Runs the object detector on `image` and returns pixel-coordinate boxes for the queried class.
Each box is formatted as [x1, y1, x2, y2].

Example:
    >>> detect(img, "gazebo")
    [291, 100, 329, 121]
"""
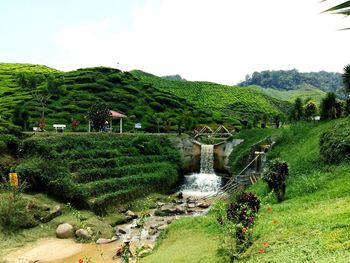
[109, 110, 127, 133]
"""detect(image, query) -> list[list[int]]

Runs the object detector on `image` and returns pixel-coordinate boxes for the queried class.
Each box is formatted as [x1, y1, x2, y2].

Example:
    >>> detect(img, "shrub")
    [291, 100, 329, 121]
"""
[213, 193, 260, 262]
[320, 118, 350, 163]
[0, 182, 37, 230]
[262, 158, 289, 202]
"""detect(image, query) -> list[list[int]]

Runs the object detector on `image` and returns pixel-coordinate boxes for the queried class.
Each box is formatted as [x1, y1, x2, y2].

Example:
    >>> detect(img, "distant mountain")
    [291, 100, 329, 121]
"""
[162, 74, 186, 81]
[239, 69, 344, 98]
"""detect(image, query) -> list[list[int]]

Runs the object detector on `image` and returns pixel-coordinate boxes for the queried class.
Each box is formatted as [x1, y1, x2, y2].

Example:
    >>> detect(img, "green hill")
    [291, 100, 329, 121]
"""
[0, 63, 293, 133]
[0, 63, 202, 133]
[252, 84, 327, 104]
[240, 69, 344, 98]
[131, 70, 291, 122]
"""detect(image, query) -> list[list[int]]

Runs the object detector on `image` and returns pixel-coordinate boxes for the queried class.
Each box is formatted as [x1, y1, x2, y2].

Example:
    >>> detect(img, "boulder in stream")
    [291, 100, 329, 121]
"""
[56, 223, 75, 238]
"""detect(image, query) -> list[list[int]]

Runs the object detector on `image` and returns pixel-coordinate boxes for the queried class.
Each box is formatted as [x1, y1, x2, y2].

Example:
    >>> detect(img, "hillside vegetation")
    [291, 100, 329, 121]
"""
[131, 70, 291, 123]
[240, 69, 343, 97]
[16, 134, 181, 214]
[0, 63, 205, 133]
[253, 84, 327, 105]
[142, 119, 350, 262]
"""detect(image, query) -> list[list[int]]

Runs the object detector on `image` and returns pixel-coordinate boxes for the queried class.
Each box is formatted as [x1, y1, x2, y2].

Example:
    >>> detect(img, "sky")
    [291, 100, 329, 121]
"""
[1, 0, 350, 85]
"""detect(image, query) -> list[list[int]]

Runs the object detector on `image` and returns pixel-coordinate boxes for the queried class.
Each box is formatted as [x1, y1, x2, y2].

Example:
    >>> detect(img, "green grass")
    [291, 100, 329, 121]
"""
[0, 192, 116, 260]
[142, 119, 350, 262]
[253, 84, 326, 105]
[229, 128, 282, 174]
[140, 217, 220, 263]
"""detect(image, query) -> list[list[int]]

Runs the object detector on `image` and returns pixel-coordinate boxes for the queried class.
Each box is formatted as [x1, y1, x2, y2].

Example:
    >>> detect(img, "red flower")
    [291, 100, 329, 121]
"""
[78, 259, 84, 263]
[267, 207, 271, 212]
[259, 248, 265, 253]
[242, 227, 247, 233]
[263, 241, 268, 246]
[273, 219, 277, 224]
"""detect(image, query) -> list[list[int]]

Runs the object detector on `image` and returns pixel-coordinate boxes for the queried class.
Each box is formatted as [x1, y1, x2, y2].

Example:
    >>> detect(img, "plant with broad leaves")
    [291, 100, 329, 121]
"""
[262, 159, 289, 202]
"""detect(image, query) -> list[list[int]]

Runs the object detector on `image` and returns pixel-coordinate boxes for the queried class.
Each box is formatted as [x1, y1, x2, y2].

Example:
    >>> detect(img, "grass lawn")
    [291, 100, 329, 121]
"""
[140, 216, 220, 263]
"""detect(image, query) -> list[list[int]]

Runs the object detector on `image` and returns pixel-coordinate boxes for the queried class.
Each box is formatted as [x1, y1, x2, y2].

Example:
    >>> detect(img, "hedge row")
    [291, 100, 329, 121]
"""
[76, 162, 173, 183]
[82, 167, 177, 197]
[90, 168, 178, 214]
[68, 155, 170, 171]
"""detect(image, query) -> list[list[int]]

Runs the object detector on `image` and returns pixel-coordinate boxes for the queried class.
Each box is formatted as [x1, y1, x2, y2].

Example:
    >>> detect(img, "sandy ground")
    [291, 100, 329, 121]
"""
[3, 238, 121, 263]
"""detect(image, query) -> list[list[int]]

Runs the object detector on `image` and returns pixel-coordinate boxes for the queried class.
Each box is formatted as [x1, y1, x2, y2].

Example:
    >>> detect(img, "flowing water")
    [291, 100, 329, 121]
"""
[181, 144, 222, 196]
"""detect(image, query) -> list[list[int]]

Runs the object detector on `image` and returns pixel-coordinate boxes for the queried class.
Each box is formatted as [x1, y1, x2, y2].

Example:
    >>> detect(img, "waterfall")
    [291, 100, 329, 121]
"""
[180, 144, 222, 196]
[200, 144, 215, 174]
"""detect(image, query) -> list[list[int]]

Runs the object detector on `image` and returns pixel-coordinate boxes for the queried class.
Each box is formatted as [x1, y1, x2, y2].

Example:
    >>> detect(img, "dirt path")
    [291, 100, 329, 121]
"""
[3, 238, 120, 263]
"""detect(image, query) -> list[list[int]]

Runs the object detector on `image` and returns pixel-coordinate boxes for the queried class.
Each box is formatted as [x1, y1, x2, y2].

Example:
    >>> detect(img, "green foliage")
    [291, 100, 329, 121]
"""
[0, 182, 36, 230]
[304, 100, 318, 121]
[131, 70, 290, 124]
[290, 98, 304, 121]
[0, 63, 196, 133]
[342, 64, 350, 94]
[87, 102, 111, 131]
[16, 134, 181, 213]
[319, 117, 350, 163]
[320, 92, 340, 119]
[253, 85, 326, 105]
[262, 159, 289, 202]
[213, 193, 260, 262]
[240, 69, 343, 96]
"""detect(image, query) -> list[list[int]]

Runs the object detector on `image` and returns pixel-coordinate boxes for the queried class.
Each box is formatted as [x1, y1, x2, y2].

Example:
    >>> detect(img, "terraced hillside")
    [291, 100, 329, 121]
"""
[0, 63, 203, 132]
[16, 134, 181, 214]
[131, 70, 291, 121]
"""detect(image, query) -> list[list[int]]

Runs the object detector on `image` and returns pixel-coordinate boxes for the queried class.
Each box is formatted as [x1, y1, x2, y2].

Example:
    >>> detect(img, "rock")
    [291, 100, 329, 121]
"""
[96, 237, 117, 244]
[125, 210, 138, 220]
[117, 226, 127, 235]
[166, 217, 175, 224]
[188, 203, 196, 208]
[157, 225, 168, 231]
[175, 192, 183, 199]
[187, 197, 197, 204]
[156, 202, 165, 207]
[56, 223, 75, 238]
[175, 205, 186, 214]
[75, 229, 90, 239]
[160, 204, 177, 214]
[196, 200, 211, 208]
[138, 249, 152, 258]
[148, 228, 158, 236]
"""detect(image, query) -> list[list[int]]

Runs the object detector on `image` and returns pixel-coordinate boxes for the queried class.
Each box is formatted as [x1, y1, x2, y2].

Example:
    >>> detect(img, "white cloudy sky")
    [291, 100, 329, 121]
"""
[1, 0, 350, 84]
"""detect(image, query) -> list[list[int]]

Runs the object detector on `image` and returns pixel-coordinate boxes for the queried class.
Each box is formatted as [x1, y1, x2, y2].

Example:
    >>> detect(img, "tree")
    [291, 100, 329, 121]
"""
[16, 73, 51, 118]
[304, 100, 317, 121]
[87, 102, 111, 132]
[320, 92, 337, 119]
[12, 103, 29, 130]
[291, 98, 304, 121]
[274, 114, 281, 128]
[343, 64, 350, 94]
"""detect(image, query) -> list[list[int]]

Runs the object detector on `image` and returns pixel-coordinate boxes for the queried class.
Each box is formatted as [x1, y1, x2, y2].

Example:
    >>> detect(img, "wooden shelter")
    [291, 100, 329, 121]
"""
[109, 110, 127, 133]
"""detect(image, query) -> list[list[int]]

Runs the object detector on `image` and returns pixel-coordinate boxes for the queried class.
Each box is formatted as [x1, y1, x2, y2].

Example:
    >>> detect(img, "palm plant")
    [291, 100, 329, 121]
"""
[323, 1, 350, 15]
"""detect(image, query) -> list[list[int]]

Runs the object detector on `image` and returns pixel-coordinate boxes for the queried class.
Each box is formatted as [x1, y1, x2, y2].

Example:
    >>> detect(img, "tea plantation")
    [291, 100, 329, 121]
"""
[16, 134, 181, 214]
